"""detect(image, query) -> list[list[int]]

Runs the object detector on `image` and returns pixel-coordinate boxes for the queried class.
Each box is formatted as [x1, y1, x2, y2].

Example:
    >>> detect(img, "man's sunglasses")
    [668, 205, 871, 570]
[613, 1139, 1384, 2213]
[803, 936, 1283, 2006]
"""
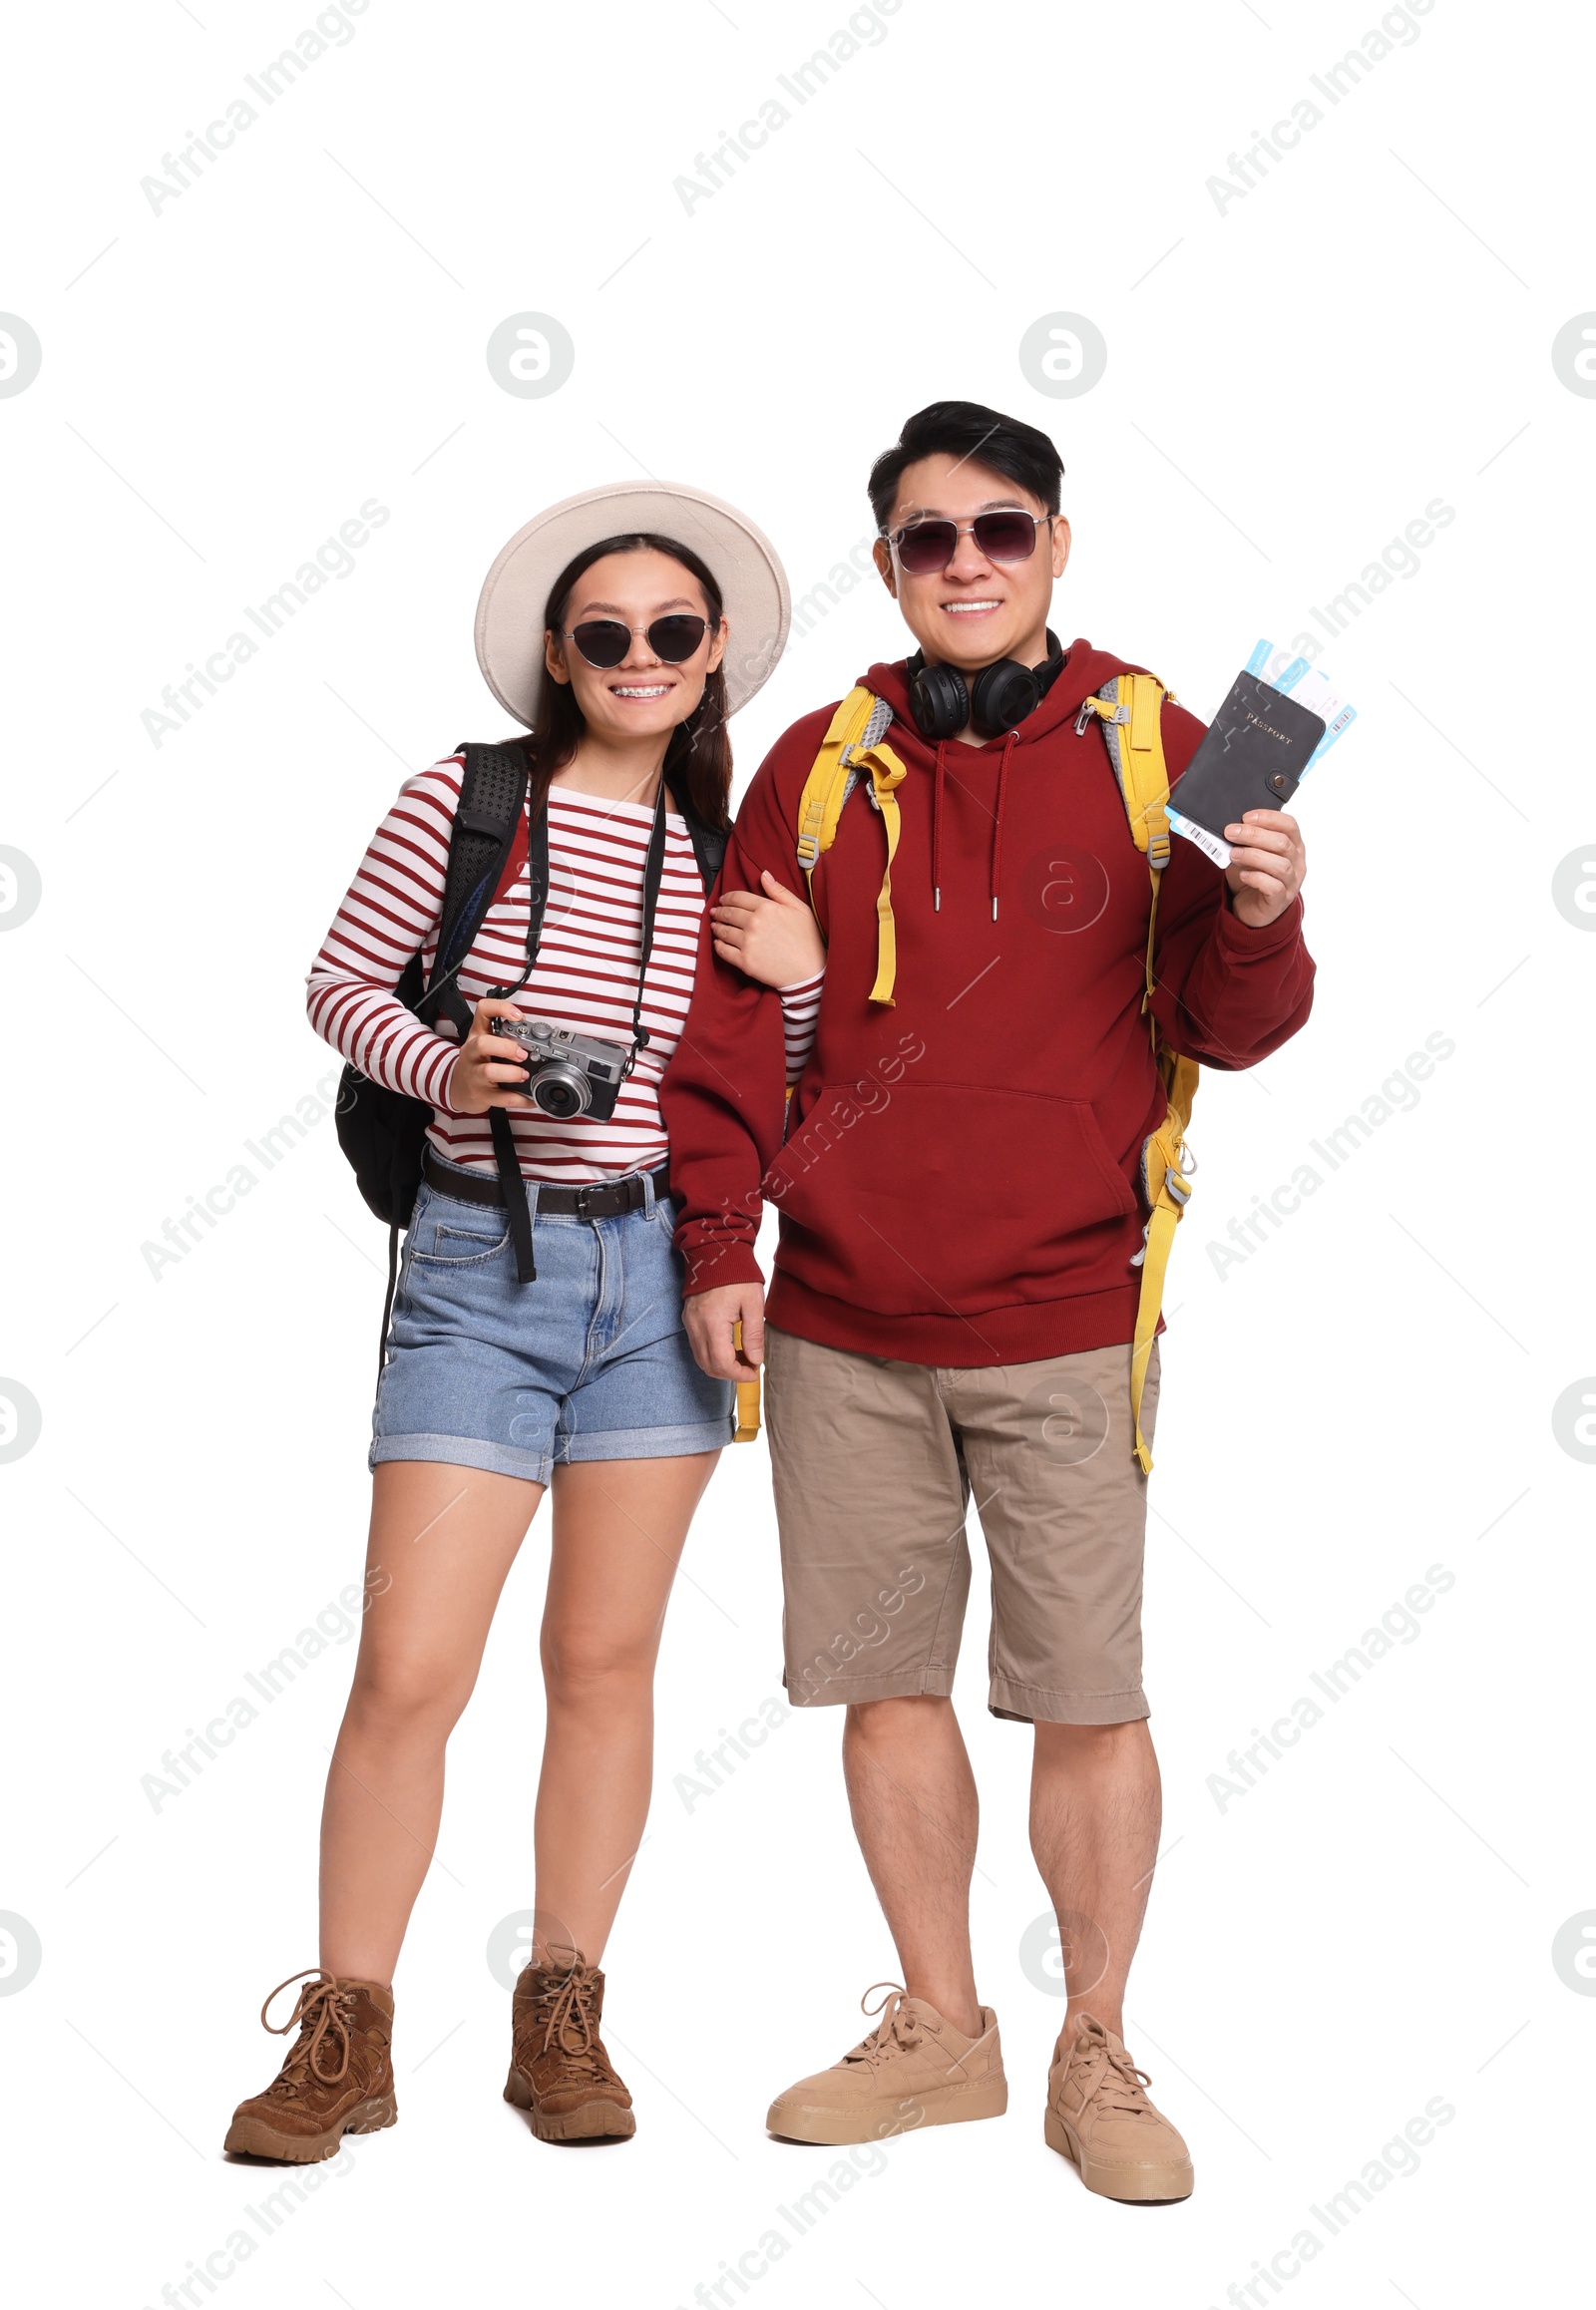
[883, 509, 1051, 576]
[563, 614, 712, 669]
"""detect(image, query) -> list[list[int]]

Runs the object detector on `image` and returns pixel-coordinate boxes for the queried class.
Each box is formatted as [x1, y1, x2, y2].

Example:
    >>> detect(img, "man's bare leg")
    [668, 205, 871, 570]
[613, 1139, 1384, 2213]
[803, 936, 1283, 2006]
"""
[842, 1695, 983, 2036]
[1028, 1719, 1161, 2041]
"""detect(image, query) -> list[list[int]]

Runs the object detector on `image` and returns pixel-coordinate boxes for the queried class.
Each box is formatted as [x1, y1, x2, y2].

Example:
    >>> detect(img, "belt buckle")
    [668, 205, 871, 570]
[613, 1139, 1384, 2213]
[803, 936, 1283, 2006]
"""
[573, 1184, 597, 1219]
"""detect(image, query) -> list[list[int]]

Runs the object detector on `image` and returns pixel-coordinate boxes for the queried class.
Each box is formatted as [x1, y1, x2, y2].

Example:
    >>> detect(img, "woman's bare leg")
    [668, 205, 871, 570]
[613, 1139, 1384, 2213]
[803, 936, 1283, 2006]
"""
[532, 1453, 717, 1966]
[319, 1461, 544, 1983]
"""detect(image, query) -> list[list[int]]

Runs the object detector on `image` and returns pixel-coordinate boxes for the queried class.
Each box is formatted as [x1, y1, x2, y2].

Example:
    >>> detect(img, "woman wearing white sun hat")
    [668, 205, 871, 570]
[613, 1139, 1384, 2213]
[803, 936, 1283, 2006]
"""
[224, 484, 816, 2157]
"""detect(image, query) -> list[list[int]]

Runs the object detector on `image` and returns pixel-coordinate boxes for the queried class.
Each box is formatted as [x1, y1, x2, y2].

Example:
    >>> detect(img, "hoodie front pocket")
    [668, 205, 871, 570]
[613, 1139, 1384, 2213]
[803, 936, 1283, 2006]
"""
[762, 1080, 1137, 1319]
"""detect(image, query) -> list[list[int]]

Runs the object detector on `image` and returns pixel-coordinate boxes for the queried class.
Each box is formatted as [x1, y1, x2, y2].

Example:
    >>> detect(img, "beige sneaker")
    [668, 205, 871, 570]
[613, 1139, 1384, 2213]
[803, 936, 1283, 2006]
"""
[767, 1983, 1006, 2146]
[1045, 2013, 1194, 2201]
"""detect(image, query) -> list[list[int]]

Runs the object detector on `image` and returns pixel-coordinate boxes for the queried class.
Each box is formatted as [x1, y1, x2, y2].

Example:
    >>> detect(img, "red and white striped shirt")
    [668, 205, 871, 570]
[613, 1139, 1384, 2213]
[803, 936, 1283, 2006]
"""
[307, 759, 819, 1184]
[779, 969, 823, 1082]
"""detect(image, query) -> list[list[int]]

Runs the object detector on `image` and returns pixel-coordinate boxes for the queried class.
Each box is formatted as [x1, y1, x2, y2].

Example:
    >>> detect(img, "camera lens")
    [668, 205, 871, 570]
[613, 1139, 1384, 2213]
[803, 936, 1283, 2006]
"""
[530, 1066, 591, 1119]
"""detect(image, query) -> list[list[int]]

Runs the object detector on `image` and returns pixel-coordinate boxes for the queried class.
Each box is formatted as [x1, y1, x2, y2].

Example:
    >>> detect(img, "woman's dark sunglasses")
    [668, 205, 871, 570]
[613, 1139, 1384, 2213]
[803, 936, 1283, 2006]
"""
[564, 614, 711, 669]
[885, 509, 1050, 576]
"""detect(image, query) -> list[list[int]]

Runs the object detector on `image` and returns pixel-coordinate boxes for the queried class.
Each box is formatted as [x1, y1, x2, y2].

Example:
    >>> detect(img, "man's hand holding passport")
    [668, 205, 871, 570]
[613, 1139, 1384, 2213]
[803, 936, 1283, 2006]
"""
[1166, 639, 1355, 926]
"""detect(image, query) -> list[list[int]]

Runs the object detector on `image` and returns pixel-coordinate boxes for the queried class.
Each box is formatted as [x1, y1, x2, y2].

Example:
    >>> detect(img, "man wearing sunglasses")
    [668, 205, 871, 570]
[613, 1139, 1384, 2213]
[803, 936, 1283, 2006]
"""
[662, 401, 1314, 2199]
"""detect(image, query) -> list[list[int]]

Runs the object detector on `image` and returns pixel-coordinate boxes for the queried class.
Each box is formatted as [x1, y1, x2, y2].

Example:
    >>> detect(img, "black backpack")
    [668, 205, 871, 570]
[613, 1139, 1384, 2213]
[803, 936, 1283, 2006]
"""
[333, 739, 727, 1348]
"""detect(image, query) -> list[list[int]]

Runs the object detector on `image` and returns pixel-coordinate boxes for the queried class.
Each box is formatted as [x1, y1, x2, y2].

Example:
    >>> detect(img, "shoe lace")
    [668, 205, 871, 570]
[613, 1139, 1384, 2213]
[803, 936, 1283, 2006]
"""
[845, 1983, 926, 2071]
[1071, 2018, 1156, 2120]
[528, 1957, 614, 2086]
[259, 1969, 358, 2093]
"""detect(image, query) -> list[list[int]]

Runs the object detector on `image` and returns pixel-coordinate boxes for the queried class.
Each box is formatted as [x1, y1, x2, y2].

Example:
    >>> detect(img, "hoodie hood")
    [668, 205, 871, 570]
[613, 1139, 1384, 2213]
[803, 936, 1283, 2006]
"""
[857, 637, 1131, 921]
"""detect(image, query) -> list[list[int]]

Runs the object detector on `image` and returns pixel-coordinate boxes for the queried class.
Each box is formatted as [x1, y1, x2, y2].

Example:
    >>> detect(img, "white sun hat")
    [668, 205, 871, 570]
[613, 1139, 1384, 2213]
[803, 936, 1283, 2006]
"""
[474, 480, 791, 724]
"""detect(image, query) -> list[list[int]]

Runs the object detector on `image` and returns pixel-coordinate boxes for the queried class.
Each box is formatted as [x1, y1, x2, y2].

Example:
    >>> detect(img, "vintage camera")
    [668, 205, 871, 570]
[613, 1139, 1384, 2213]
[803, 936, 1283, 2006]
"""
[497, 1017, 628, 1120]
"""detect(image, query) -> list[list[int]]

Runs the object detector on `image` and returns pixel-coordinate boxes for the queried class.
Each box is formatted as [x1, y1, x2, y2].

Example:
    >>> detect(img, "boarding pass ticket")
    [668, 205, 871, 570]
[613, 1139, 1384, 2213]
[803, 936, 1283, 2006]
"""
[1244, 638, 1357, 769]
[1164, 806, 1233, 870]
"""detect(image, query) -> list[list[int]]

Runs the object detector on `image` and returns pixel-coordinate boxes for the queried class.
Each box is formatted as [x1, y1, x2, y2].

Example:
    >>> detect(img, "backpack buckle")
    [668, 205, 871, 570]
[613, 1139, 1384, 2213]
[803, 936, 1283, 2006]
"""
[1074, 694, 1128, 735]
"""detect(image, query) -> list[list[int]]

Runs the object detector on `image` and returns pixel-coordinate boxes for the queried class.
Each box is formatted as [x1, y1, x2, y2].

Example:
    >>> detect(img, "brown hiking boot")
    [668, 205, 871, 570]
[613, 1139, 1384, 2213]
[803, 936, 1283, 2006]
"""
[505, 1953, 634, 2141]
[223, 1969, 397, 2163]
[1045, 2013, 1194, 2201]
[767, 1983, 1007, 2146]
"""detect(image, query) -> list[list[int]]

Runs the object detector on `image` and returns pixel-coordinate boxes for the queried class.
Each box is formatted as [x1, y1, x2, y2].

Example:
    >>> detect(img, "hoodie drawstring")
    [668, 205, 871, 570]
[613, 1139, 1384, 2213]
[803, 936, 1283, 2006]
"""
[990, 731, 1018, 922]
[931, 741, 947, 912]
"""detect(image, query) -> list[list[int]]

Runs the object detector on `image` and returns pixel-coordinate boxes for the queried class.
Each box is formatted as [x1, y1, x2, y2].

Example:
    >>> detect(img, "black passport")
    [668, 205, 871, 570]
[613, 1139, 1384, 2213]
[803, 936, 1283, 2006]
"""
[1169, 673, 1326, 853]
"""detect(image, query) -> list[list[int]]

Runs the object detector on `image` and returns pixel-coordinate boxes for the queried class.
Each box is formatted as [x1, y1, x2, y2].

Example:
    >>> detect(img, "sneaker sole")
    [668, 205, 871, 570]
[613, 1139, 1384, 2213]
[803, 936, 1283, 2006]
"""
[504, 2065, 635, 2141]
[223, 2093, 397, 2163]
[767, 2076, 1008, 2146]
[1044, 2108, 1194, 2201]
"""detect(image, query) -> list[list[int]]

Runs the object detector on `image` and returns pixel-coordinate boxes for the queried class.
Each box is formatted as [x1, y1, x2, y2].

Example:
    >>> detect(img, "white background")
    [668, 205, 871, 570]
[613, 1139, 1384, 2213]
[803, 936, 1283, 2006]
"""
[2, 1, 1591, 2305]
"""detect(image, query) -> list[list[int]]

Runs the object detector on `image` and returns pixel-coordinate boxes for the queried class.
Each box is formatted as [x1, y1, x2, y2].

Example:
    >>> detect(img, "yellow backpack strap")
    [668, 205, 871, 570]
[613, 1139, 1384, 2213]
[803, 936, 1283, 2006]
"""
[796, 688, 875, 879]
[860, 742, 908, 1003]
[1129, 1050, 1198, 1472]
[794, 687, 909, 1005]
[732, 1318, 761, 1442]
[1078, 671, 1197, 1473]
[1076, 670, 1175, 877]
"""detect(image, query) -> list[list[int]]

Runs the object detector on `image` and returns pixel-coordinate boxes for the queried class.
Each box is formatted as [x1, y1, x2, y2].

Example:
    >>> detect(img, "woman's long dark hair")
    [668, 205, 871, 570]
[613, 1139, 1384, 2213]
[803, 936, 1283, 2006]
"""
[528, 533, 733, 830]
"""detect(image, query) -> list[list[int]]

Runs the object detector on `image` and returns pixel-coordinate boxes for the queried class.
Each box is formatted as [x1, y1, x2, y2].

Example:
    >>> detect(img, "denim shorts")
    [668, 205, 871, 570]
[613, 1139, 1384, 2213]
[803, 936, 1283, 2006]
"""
[370, 1159, 735, 1483]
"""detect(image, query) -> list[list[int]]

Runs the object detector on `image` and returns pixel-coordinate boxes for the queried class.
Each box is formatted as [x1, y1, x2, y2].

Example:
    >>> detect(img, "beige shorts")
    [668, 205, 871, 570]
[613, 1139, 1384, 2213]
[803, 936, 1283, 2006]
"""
[764, 1327, 1160, 1727]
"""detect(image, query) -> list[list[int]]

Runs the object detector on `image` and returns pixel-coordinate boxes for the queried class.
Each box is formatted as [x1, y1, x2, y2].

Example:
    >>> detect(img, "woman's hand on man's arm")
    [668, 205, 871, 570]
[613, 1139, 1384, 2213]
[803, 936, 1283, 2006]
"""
[710, 872, 825, 989]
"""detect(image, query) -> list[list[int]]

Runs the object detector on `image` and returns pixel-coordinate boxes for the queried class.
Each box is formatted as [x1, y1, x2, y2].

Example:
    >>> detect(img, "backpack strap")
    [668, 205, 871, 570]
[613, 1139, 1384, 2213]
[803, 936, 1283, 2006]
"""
[680, 807, 728, 896]
[1075, 672, 1197, 1472]
[417, 740, 540, 1279]
[1130, 1047, 1199, 1472]
[795, 687, 909, 1004]
[1076, 671, 1176, 877]
[419, 739, 535, 1027]
[729, 1323, 760, 1443]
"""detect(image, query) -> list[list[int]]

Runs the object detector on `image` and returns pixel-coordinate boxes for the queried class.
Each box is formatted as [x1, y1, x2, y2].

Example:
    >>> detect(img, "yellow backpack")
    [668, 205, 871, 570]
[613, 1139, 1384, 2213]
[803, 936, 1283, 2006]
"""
[739, 674, 1195, 1468]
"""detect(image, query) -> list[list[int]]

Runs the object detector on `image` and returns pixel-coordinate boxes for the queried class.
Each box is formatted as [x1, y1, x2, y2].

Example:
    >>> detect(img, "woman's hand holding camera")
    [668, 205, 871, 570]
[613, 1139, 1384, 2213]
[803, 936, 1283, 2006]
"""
[444, 998, 533, 1114]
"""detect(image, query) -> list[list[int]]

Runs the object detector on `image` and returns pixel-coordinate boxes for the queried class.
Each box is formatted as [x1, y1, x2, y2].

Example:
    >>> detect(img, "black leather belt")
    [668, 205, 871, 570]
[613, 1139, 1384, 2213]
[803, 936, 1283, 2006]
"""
[422, 1149, 670, 1219]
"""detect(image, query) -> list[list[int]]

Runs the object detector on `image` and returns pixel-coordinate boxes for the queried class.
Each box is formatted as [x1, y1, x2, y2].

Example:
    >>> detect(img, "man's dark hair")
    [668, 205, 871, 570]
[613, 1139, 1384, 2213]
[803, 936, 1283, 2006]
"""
[867, 400, 1064, 534]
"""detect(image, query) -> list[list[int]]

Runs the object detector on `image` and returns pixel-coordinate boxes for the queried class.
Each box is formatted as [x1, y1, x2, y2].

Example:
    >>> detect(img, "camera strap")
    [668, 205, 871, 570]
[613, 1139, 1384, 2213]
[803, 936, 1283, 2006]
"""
[479, 804, 551, 1283]
[624, 782, 670, 1074]
[486, 803, 552, 1005]
[483, 779, 671, 1285]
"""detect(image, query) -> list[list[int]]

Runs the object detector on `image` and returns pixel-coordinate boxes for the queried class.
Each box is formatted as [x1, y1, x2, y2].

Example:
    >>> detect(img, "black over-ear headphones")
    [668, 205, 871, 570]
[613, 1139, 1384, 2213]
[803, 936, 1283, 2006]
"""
[907, 631, 1067, 740]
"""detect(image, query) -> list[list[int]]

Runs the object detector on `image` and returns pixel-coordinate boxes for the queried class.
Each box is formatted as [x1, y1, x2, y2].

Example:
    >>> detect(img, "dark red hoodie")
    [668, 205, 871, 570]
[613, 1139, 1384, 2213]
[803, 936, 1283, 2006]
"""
[660, 640, 1315, 1365]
